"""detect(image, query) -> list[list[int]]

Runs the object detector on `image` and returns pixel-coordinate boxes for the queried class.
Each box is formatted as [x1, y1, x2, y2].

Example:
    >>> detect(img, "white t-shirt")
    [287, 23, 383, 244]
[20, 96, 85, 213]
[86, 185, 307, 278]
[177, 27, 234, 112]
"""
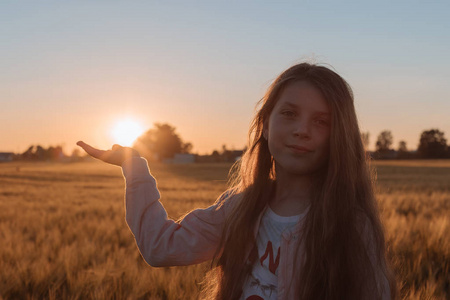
[241, 206, 308, 300]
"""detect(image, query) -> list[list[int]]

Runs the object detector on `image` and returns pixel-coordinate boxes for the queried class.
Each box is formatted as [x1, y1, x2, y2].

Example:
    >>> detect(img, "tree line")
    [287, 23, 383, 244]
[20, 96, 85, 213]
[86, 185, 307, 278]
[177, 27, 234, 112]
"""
[18, 145, 65, 161]
[132, 123, 243, 163]
[363, 128, 449, 159]
[11, 125, 450, 162]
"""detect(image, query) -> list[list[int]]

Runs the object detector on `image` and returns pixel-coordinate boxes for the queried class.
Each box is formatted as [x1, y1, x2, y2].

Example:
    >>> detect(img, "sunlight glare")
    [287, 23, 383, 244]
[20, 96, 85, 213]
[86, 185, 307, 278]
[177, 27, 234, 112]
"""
[110, 119, 145, 147]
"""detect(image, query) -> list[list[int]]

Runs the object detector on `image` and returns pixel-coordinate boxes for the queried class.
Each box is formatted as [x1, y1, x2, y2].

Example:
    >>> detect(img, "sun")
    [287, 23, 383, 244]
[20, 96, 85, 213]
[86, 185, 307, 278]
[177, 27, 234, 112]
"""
[110, 119, 145, 147]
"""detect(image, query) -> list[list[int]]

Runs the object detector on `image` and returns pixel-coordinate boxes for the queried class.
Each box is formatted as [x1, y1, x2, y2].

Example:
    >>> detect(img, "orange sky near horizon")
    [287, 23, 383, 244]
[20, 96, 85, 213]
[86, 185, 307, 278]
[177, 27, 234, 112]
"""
[1, 2, 449, 156]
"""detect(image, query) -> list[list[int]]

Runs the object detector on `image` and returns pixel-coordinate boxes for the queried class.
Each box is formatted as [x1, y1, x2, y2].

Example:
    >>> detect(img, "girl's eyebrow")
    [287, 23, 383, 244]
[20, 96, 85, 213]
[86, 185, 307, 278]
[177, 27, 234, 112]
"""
[280, 102, 297, 109]
[280, 101, 330, 116]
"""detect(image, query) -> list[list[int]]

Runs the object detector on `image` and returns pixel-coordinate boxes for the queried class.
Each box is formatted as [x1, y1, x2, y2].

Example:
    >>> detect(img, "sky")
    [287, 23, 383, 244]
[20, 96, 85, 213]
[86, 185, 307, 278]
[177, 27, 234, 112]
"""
[1, 1, 449, 155]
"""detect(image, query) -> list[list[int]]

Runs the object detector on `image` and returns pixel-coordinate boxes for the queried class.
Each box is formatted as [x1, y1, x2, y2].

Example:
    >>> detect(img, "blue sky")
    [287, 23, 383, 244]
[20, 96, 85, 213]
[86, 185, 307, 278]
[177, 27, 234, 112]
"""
[1, 1, 449, 154]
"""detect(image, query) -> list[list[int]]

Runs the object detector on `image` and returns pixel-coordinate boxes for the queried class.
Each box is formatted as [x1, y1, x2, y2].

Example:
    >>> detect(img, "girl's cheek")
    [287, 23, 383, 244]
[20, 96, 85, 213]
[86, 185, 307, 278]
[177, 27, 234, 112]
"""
[318, 126, 331, 136]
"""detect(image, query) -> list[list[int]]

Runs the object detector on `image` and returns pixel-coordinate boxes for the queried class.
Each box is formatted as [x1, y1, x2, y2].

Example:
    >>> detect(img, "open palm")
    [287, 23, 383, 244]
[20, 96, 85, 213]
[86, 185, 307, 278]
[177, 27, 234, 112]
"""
[77, 141, 139, 166]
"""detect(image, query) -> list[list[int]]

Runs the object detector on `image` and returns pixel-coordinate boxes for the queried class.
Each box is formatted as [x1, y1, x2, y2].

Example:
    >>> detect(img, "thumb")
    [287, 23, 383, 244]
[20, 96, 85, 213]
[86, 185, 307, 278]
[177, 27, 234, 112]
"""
[112, 144, 123, 151]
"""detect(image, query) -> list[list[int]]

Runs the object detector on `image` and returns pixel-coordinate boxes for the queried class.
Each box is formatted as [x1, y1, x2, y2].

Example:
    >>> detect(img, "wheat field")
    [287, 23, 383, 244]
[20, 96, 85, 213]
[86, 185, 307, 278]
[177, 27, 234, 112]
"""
[0, 160, 448, 299]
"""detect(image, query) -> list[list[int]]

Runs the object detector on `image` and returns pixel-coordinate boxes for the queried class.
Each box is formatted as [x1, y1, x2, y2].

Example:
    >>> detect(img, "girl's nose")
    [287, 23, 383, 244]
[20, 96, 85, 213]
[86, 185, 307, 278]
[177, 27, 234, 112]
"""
[293, 121, 311, 139]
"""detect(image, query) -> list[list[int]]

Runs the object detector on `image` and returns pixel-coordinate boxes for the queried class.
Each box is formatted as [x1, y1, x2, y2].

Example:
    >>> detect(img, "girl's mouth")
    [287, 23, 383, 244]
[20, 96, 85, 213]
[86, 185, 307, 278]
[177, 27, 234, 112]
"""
[287, 145, 313, 153]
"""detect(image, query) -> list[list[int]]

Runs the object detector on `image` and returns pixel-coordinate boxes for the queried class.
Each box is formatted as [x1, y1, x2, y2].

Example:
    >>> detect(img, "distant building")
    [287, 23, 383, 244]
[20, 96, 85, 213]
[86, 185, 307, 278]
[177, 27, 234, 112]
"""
[195, 149, 245, 163]
[0, 152, 14, 162]
[163, 153, 195, 164]
[230, 150, 244, 161]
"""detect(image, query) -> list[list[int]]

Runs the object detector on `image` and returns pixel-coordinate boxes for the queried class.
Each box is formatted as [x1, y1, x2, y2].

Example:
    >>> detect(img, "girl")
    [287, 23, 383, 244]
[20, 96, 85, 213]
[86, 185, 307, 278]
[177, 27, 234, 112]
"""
[77, 62, 397, 299]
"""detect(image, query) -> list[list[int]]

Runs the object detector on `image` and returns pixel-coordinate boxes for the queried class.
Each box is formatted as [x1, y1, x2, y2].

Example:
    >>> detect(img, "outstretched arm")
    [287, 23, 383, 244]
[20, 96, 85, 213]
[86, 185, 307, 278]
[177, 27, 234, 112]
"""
[77, 142, 231, 267]
[76, 141, 139, 166]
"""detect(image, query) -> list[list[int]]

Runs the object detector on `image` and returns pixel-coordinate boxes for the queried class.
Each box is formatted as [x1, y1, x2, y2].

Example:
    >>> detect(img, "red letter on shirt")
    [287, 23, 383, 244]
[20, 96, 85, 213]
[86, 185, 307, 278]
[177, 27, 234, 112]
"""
[260, 241, 280, 274]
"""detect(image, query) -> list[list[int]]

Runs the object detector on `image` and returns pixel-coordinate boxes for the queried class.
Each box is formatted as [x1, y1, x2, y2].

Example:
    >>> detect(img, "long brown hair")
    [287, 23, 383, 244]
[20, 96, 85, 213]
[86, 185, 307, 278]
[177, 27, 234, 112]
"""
[202, 62, 397, 299]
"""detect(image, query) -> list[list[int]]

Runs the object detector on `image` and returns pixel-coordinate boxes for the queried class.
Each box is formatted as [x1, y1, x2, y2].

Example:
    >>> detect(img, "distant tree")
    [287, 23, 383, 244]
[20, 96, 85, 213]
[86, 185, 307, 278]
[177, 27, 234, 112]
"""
[397, 140, 410, 159]
[375, 130, 393, 153]
[374, 130, 394, 159]
[20, 145, 65, 161]
[35, 145, 47, 160]
[21, 146, 35, 160]
[221, 144, 228, 153]
[48, 146, 64, 160]
[221, 144, 231, 161]
[134, 123, 192, 161]
[211, 150, 220, 162]
[71, 148, 81, 158]
[181, 142, 193, 154]
[360, 132, 370, 150]
[418, 129, 448, 158]
[71, 148, 83, 161]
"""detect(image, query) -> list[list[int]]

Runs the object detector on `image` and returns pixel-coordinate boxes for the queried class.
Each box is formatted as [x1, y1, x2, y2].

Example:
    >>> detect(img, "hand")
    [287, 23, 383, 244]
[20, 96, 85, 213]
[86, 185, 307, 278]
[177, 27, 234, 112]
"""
[76, 141, 140, 166]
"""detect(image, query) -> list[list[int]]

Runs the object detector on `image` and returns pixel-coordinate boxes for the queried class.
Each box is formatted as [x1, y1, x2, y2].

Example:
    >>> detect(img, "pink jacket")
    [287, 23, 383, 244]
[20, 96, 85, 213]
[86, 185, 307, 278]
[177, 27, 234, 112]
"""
[122, 157, 390, 299]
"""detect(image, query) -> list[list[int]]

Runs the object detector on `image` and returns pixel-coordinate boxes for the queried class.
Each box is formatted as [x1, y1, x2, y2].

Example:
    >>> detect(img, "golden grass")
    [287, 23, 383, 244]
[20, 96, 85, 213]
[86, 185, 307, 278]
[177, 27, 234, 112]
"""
[372, 161, 450, 299]
[0, 160, 448, 299]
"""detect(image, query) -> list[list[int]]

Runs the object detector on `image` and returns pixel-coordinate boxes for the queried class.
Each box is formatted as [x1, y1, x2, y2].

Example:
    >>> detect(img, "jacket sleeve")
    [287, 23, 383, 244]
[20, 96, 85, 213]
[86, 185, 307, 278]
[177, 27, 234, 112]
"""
[121, 156, 231, 267]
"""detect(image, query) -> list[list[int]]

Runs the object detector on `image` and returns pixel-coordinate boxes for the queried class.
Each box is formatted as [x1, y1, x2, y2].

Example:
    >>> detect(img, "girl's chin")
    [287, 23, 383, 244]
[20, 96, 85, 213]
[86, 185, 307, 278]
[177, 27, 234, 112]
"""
[276, 164, 314, 177]
[275, 159, 328, 177]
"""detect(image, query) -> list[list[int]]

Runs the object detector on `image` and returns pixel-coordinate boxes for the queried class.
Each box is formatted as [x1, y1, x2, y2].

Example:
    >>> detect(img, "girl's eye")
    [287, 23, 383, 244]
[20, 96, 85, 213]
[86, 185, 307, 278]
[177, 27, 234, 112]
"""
[315, 119, 329, 126]
[281, 111, 295, 117]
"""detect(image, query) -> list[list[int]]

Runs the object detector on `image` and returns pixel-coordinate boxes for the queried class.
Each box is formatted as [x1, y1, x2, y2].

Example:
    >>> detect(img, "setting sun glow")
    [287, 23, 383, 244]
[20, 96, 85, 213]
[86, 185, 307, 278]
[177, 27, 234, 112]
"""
[110, 119, 145, 147]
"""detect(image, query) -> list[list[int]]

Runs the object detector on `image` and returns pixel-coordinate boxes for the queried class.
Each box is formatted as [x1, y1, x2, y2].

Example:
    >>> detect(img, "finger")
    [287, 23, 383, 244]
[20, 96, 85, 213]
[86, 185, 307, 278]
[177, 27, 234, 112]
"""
[76, 141, 107, 159]
[112, 144, 123, 151]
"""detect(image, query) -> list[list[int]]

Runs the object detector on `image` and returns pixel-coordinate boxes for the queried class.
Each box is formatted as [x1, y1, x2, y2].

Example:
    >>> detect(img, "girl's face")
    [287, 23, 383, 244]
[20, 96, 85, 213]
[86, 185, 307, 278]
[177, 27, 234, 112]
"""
[264, 80, 331, 177]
